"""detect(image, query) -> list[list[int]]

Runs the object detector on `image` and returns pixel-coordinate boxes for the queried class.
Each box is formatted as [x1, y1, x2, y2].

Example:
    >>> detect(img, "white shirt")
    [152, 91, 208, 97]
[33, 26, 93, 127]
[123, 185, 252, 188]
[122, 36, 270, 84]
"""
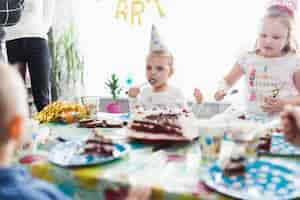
[129, 86, 186, 111]
[5, 0, 55, 41]
[238, 52, 300, 116]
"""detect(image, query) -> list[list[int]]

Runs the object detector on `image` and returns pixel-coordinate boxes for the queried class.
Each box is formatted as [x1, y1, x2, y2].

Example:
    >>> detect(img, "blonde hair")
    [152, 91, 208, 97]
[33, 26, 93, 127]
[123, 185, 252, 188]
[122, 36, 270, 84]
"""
[256, 7, 298, 53]
[0, 63, 28, 133]
[148, 50, 174, 67]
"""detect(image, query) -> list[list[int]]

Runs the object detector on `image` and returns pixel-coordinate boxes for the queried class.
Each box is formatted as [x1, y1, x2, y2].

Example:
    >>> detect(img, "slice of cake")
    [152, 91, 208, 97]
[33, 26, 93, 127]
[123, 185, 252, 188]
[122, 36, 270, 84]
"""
[237, 114, 246, 120]
[219, 141, 247, 177]
[79, 118, 125, 128]
[255, 119, 281, 152]
[83, 130, 114, 156]
[223, 155, 246, 177]
[257, 133, 272, 152]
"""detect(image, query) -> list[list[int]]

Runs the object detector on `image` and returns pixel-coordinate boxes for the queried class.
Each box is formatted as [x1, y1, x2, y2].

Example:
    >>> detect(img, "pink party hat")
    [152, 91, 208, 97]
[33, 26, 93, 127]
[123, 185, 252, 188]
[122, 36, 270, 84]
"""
[267, 0, 298, 16]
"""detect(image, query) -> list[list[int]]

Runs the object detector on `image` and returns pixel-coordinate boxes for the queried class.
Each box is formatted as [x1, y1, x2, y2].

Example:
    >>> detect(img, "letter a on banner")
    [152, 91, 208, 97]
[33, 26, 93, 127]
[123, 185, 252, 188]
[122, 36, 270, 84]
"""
[115, 0, 129, 21]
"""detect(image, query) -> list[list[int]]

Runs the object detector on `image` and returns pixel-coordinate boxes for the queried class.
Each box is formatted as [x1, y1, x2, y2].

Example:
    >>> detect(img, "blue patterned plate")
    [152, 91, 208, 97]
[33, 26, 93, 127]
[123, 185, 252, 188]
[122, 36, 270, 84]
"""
[48, 141, 130, 167]
[203, 159, 300, 200]
[258, 133, 300, 157]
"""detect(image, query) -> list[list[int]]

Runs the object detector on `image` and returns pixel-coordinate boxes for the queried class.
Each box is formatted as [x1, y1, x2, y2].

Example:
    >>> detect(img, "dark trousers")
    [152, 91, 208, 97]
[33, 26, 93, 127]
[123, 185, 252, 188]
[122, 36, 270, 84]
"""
[6, 37, 51, 111]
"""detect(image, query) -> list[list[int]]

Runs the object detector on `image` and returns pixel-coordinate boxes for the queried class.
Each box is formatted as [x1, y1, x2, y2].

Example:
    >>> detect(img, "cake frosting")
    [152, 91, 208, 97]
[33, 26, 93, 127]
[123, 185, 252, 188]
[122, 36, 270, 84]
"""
[218, 141, 247, 176]
[79, 118, 125, 128]
[128, 108, 198, 140]
[83, 130, 114, 156]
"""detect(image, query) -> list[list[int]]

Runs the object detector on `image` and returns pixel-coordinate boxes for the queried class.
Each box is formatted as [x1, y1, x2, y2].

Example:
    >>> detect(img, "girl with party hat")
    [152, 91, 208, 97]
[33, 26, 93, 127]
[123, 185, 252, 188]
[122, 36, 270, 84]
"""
[214, 0, 300, 117]
[128, 25, 204, 111]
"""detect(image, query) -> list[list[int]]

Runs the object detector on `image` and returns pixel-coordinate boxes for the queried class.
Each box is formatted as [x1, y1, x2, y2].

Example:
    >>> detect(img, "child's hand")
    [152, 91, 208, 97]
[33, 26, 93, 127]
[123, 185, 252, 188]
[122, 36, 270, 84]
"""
[193, 88, 203, 104]
[261, 97, 285, 114]
[214, 90, 226, 101]
[128, 87, 140, 98]
[281, 105, 300, 146]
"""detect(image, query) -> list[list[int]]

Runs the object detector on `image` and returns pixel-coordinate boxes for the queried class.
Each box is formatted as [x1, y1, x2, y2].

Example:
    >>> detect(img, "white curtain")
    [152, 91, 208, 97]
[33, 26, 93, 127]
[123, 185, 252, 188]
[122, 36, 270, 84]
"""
[73, 0, 287, 104]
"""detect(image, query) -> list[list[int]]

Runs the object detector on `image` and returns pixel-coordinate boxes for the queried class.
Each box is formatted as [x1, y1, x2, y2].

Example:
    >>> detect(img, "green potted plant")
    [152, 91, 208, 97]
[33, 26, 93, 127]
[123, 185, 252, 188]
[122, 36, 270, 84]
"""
[105, 73, 123, 113]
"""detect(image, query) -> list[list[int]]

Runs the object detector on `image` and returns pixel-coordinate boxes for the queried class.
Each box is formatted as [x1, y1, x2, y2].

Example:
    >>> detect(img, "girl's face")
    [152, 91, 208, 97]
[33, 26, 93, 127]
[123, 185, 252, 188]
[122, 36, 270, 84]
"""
[146, 53, 172, 91]
[257, 17, 289, 57]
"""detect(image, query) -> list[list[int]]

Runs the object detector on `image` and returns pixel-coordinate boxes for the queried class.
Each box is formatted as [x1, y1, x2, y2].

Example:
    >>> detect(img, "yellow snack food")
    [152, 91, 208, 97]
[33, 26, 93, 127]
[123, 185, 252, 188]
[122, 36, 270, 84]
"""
[33, 101, 89, 123]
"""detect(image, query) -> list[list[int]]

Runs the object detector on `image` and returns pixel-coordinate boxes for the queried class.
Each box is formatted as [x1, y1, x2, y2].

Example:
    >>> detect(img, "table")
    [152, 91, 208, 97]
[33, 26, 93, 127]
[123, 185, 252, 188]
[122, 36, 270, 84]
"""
[22, 123, 300, 200]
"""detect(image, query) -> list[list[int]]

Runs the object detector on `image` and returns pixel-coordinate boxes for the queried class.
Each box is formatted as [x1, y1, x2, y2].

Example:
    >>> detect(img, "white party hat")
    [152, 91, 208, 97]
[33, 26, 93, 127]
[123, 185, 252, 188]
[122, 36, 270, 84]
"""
[150, 25, 169, 53]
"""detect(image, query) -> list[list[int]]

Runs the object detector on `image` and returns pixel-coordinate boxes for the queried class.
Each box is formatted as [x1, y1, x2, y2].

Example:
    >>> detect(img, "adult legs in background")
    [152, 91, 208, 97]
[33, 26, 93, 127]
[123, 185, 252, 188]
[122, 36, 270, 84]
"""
[6, 38, 51, 111]
[6, 39, 27, 80]
[27, 38, 51, 111]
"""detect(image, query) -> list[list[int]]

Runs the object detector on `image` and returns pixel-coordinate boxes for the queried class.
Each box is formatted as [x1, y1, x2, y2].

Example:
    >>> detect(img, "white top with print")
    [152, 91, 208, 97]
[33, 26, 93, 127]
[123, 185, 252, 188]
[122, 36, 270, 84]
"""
[238, 52, 300, 116]
[129, 86, 185, 111]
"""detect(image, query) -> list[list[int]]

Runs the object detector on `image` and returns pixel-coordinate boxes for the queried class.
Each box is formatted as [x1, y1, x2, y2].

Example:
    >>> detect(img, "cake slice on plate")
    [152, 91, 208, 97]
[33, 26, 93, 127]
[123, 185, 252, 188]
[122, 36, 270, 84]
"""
[83, 130, 114, 156]
[218, 141, 247, 177]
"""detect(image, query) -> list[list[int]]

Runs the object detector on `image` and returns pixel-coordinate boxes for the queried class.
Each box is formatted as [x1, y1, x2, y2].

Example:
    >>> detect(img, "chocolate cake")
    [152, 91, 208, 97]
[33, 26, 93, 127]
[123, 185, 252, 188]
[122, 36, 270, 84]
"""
[130, 112, 184, 136]
[258, 134, 272, 152]
[83, 133, 114, 156]
[237, 114, 246, 120]
[223, 156, 246, 176]
[128, 107, 199, 141]
[219, 142, 247, 177]
[79, 119, 125, 128]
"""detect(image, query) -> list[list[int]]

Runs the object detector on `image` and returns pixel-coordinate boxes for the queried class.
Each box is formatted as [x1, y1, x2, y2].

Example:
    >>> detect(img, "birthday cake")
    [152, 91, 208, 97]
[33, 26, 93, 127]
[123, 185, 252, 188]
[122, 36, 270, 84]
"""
[128, 108, 198, 141]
